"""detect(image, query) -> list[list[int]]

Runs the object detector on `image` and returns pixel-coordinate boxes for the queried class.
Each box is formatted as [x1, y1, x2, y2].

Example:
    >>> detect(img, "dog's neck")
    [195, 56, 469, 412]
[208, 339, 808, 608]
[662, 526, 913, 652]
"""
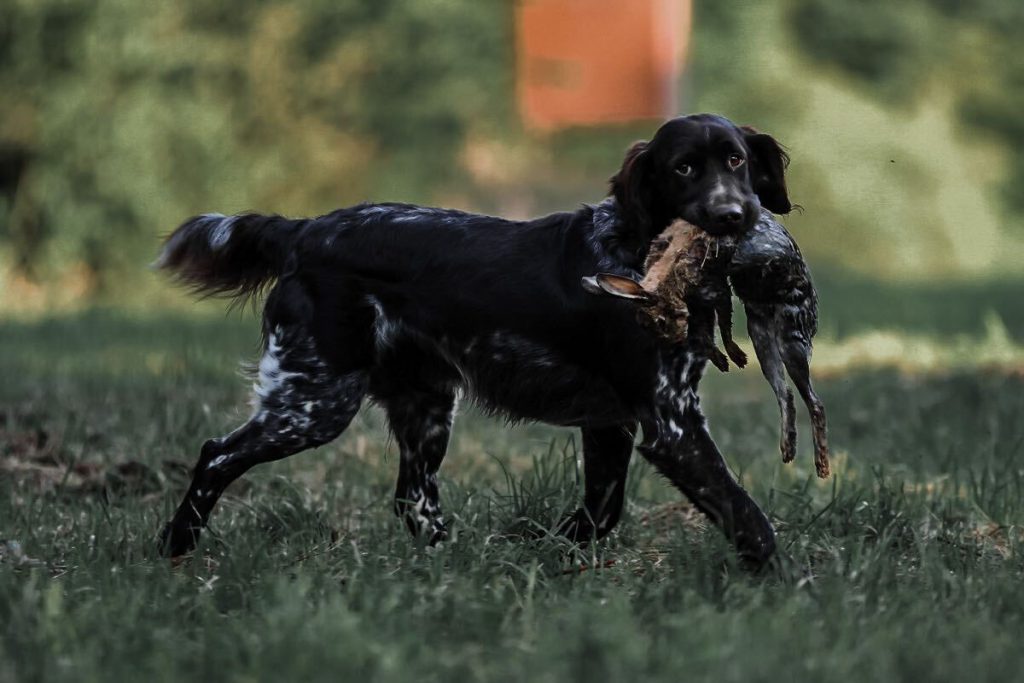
[592, 197, 677, 272]
[593, 194, 688, 272]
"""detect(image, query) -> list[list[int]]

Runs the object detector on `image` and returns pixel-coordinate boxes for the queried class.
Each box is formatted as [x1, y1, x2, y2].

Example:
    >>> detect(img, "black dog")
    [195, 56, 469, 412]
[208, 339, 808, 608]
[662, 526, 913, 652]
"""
[156, 114, 792, 566]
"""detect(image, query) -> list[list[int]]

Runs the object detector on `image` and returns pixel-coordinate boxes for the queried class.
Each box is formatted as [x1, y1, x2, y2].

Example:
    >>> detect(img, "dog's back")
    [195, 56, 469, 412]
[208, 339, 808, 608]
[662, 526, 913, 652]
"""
[158, 201, 658, 424]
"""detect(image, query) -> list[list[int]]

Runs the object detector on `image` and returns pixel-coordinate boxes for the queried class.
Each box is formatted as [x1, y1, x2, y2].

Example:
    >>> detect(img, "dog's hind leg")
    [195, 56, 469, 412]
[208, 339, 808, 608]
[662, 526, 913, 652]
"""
[158, 324, 368, 557]
[381, 389, 457, 545]
[557, 422, 636, 543]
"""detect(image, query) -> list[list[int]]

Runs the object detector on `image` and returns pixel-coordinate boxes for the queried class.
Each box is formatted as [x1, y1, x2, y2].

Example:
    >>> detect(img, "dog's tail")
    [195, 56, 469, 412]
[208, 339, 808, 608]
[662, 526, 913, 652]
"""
[155, 212, 306, 303]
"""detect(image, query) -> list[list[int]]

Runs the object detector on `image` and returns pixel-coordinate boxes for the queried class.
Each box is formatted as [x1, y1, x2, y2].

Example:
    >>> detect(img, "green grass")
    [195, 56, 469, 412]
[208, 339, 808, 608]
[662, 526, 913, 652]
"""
[2, 310, 1024, 682]
[811, 269, 1024, 342]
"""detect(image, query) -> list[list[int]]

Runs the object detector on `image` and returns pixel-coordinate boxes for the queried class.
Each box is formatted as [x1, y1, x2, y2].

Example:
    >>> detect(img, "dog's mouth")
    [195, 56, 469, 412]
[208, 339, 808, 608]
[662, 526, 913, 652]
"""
[698, 221, 741, 237]
[689, 216, 746, 238]
[686, 201, 758, 237]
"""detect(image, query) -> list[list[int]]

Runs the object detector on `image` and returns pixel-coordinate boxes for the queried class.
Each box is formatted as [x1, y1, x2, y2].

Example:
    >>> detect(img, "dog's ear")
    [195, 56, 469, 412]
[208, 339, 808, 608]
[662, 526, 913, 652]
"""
[610, 140, 653, 228]
[742, 127, 791, 214]
[582, 273, 651, 302]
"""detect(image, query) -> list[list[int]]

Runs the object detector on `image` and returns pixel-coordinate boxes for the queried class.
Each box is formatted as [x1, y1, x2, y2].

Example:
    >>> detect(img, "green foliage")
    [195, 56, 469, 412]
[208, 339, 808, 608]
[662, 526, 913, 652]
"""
[787, 0, 1024, 215]
[789, 0, 936, 99]
[0, 0, 512, 294]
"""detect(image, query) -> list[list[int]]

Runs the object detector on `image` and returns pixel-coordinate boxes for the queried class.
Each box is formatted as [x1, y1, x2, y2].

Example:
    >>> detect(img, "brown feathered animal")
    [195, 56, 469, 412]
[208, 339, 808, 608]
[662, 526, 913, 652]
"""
[583, 221, 747, 372]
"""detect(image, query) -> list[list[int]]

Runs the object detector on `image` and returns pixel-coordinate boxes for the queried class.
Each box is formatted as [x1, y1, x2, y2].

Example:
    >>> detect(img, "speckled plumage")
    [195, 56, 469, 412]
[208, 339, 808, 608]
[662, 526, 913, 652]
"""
[729, 211, 830, 478]
[592, 211, 830, 478]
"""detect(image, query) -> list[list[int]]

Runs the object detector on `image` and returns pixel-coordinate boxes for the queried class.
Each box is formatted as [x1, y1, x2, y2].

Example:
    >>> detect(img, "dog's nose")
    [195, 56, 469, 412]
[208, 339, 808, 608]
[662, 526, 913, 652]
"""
[711, 204, 744, 226]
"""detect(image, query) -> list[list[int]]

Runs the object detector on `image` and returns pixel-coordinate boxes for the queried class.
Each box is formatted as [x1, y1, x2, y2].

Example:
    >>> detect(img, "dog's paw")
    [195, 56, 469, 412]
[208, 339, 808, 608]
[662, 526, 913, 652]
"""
[157, 521, 200, 558]
[555, 510, 599, 545]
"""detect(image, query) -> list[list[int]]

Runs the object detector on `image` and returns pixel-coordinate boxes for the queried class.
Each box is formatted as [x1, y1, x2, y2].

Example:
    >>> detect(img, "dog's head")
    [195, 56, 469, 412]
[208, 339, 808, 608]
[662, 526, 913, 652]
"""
[610, 114, 791, 237]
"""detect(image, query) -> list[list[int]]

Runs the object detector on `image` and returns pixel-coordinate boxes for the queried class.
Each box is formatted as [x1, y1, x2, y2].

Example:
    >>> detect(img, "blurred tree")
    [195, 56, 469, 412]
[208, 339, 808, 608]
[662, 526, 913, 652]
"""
[787, 0, 1024, 217]
[1, 0, 1023, 302]
[0, 0, 512, 296]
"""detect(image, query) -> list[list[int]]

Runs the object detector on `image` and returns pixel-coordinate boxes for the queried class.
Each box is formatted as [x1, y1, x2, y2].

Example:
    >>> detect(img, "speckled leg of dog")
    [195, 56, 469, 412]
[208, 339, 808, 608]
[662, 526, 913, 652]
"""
[639, 352, 776, 568]
[159, 326, 368, 557]
[384, 391, 456, 544]
[558, 423, 636, 542]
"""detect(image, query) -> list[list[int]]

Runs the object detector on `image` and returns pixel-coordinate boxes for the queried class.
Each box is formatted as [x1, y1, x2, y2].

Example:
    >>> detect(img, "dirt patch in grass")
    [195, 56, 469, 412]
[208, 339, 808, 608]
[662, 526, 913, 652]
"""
[1, 425, 189, 499]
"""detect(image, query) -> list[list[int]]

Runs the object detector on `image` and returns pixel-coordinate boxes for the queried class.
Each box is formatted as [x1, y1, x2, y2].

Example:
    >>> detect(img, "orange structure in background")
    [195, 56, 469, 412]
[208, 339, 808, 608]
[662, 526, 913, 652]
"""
[515, 0, 692, 130]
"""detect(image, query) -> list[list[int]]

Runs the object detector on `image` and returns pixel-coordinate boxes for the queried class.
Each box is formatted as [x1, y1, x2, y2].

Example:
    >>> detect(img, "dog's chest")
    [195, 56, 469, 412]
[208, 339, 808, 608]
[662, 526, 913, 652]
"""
[448, 331, 648, 426]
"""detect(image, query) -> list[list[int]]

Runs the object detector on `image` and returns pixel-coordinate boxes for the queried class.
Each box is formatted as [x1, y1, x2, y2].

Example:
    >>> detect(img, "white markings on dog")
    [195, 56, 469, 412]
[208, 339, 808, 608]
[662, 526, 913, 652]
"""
[152, 244, 172, 269]
[366, 295, 403, 352]
[405, 484, 444, 538]
[708, 180, 728, 203]
[423, 421, 449, 439]
[254, 330, 301, 400]
[204, 213, 237, 250]
[155, 214, 232, 269]
[206, 454, 228, 470]
[653, 352, 706, 444]
[357, 204, 470, 230]
[390, 211, 428, 223]
[412, 491, 432, 530]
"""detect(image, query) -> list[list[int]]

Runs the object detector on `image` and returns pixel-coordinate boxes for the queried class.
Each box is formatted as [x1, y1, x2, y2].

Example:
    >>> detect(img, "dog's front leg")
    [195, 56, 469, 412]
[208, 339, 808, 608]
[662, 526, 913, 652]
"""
[557, 422, 636, 543]
[640, 405, 776, 568]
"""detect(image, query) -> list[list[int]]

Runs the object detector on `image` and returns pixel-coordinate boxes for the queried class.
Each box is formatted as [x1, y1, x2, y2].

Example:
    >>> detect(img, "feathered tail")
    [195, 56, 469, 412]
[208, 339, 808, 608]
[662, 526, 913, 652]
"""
[155, 213, 305, 304]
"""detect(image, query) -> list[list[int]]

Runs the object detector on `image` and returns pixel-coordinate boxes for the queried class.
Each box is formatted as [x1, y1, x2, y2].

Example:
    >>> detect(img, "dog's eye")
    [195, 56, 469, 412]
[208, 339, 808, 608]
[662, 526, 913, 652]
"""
[727, 154, 745, 170]
[675, 164, 694, 178]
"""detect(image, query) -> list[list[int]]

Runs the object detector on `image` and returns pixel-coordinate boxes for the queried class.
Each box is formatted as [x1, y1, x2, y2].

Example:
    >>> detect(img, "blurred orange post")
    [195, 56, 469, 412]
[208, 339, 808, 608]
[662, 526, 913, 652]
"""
[515, 0, 691, 131]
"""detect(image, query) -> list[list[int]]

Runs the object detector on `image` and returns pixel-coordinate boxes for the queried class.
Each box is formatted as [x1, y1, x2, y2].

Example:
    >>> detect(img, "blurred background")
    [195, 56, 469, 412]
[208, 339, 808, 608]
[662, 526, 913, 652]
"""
[1, 0, 1022, 351]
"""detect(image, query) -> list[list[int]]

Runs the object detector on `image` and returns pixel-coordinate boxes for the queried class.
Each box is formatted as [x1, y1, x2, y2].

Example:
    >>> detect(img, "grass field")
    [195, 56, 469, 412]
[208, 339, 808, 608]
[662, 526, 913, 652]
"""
[3, 296, 1024, 682]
